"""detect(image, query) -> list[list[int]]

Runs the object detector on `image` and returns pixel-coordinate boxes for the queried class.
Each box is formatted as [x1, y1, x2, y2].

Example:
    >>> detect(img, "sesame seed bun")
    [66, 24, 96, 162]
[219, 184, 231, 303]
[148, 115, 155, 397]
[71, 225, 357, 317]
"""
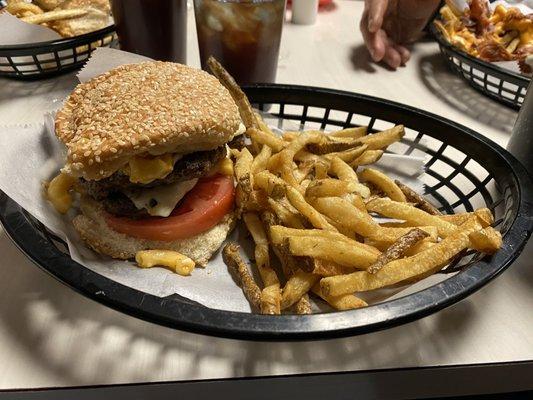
[56, 61, 242, 181]
[73, 196, 236, 266]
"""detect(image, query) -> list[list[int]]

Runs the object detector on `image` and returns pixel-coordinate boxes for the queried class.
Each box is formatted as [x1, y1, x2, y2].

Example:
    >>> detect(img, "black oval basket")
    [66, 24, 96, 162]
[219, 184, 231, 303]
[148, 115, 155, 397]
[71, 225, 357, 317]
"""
[431, 24, 530, 110]
[0, 24, 118, 79]
[1, 84, 532, 340]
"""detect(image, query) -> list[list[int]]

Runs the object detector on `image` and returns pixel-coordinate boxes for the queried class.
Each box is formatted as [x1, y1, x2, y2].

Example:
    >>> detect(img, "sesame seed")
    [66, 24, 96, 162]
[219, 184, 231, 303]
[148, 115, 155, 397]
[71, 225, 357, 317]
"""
[54, 61, 241, 180]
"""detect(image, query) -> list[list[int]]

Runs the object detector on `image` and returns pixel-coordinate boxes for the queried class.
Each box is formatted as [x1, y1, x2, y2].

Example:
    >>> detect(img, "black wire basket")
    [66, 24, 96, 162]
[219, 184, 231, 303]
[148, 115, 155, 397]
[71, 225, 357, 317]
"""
[0, 24, 118, 79]
[431, 24, 530, 110]
[1, 84, 532, 340]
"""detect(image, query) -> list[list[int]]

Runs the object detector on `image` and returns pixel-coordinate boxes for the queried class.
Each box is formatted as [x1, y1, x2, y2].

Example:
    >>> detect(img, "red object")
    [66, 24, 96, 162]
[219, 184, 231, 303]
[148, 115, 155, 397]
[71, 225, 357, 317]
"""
[287, 0, 333, 6]
[105, 175, 235, 242]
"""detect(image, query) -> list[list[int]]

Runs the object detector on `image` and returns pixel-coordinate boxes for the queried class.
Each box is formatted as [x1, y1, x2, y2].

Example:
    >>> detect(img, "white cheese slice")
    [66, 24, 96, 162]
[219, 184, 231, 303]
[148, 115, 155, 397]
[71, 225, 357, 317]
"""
[125, 178, 198, 217]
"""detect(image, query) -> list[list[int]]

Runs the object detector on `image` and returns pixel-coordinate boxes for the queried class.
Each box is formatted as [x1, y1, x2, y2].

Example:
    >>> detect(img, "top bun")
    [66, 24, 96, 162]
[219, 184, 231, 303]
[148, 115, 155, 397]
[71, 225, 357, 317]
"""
[55, 61, 242, 180]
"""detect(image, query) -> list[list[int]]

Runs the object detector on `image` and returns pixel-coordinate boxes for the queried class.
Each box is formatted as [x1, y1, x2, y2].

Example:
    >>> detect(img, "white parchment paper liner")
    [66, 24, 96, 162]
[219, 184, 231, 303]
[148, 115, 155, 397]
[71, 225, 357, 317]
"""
[0, 48, 452, 313]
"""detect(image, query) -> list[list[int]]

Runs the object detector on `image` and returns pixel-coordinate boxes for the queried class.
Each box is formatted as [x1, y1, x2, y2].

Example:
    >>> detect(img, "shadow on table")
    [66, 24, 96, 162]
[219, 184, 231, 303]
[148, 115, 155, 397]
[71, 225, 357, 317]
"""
[418, 53, 517, 134]
[349, 45, 381, 73]
[0, 230, 479, 388]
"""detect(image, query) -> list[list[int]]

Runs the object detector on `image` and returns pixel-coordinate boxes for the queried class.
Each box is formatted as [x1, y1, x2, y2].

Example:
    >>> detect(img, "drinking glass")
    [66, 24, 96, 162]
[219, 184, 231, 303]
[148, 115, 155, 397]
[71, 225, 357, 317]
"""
[194, 0, 286, 84]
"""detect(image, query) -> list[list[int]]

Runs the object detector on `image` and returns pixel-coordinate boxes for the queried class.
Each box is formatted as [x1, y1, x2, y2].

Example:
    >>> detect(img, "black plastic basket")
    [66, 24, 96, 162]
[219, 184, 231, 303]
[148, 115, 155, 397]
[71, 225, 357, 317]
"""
[1, 84, 532, 340]
[0, 24, 118, 79]
[431, 24, 530, 110]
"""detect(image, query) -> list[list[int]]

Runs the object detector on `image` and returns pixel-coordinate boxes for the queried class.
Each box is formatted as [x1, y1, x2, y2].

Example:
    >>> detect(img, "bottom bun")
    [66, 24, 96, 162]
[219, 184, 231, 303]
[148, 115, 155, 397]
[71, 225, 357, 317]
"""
[73, 196, 236, 266]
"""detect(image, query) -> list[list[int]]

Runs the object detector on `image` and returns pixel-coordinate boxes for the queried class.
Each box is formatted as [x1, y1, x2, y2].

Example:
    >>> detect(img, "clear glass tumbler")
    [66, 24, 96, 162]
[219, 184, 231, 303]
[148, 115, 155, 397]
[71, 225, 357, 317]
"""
[194, 0, 286, 84]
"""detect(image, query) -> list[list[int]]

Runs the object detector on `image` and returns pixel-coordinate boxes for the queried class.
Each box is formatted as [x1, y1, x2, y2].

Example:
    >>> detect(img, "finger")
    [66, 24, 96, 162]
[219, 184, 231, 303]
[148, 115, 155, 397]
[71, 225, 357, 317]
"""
[382, 45, 402, 69]
[361, 25, 387, 62]
[366, 0, 388, 33]
[393, 44, 411, 65]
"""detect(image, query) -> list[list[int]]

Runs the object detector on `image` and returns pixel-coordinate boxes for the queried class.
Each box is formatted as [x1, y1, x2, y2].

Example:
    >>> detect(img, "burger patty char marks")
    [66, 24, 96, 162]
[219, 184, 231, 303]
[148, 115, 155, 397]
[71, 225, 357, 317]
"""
[81, 146, 226, 200]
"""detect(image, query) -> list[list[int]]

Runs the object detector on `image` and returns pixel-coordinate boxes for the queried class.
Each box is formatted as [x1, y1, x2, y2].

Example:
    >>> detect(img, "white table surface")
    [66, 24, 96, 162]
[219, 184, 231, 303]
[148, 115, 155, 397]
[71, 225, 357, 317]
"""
[1, 0, 532, 390]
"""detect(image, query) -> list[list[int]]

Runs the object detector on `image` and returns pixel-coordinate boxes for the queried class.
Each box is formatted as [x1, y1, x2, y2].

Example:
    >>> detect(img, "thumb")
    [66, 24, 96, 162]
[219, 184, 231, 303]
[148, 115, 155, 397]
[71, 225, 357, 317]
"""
[367, 0, 389, 33]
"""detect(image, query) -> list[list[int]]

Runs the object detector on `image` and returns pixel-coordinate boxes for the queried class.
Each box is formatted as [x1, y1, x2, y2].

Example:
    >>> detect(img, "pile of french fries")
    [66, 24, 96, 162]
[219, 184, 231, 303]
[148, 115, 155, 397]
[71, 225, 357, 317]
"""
[434, 0, 533, 63]
[208, 57, 503, 315]
[3, 0, 109, 38]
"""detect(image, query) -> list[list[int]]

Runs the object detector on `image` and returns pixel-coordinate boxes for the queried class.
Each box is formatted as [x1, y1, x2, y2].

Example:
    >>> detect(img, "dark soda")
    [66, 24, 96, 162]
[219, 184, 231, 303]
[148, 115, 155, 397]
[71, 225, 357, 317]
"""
[110, 0, 188, 63]
[194, 0, 286, 84]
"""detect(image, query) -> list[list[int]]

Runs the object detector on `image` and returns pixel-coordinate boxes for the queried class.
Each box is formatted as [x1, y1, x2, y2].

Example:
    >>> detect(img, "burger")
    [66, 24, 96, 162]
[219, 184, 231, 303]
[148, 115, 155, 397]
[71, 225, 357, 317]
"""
[52, 61, 244, 265]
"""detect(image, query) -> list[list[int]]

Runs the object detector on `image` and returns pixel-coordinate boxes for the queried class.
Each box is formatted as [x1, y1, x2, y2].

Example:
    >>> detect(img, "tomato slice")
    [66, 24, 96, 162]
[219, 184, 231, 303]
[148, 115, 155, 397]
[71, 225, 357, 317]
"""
[105, 175, 235, 242]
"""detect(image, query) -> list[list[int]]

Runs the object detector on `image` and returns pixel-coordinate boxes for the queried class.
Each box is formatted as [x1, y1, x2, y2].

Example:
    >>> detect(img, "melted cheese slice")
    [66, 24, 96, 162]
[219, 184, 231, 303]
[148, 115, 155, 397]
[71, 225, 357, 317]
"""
[125, 178, 198, 217]
[125, 154, 184, 184]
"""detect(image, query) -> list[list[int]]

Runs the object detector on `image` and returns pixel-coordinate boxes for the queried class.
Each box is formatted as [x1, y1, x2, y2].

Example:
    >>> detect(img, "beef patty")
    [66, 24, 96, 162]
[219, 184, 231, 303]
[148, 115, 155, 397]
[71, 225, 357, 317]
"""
[80, 146, 227, 218]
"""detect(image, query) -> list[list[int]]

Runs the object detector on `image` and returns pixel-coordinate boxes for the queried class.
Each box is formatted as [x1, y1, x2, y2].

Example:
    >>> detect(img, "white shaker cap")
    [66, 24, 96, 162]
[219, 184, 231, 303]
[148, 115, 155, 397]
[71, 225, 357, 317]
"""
[292, 0, 319, 25]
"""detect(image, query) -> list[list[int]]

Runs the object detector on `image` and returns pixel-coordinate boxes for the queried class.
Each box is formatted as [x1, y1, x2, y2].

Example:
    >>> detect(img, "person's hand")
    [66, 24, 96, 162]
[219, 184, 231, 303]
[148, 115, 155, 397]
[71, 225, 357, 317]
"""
[360, 0, 441, 69]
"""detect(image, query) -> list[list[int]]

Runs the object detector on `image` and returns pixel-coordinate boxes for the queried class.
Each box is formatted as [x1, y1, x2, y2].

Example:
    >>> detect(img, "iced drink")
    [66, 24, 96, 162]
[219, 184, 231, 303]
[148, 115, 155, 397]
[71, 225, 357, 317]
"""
[194, 0, 286, 84]
[111, 0, 188, 63]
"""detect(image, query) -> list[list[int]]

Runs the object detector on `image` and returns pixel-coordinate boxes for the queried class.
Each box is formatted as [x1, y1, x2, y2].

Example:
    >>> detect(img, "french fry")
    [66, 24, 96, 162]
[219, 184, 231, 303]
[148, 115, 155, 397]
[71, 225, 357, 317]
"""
[313, 197, 438, 242]
[311, 260, 349, 276]
[251, 145, 272, 174]
[234, 148, 254, 215]
[222, 243, 262, 311]
[254, 170, 285, 197]
[248, 127, 285, 152]
[21, 8, 88, 24]
[261, 284, 281, 315]
[395, 180, 441, 215]
[262, 211, 298, 275]
[506, 37, 520, 53]
[387, 208, 494, 228]
[307, 139, 360, 155]
[295, 294, 312, 314]
[329, 126, 367, 139]
[267, 199, 306, 229]
[285, 185, 338, 231]
[7, 2, 44, 17]
[468, 227, 502, 254]
[315, 161, 331, 180]
[282, 131, 298, 142]
[329, 156, 371, 198]
[305, 178, 356, 198]
[367, 228, 429, 274]
[311, 283, 368, 310]
[359, 168, 407, 202]
[207, 57, 258, 129]
[343, 193, 367, 211]
[254, 112, 275, 135]
[366, 237, 436, 254]
[357, 125, 405, 150]
[281, 270, 319, 309]
[294, 150, 329, 164]
[329, 156, 359, 182]
[324, 145, 368, 163]
[320, 218, 482, 296]
[257, 171, 332, 229]
[350, 150, 384, 167]
[246, 190, 269, 211]
[269, 225, 381, 256]
[294, 161, 314, 183]
[285, 236, 379, 269]
[243, 213, 279, 287]
[366, 197, 457, 237]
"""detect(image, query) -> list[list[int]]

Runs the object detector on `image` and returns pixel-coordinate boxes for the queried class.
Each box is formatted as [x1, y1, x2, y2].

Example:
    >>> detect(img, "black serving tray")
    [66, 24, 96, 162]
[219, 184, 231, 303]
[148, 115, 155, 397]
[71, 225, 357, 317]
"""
[0, 24, 118, 79]
[1, 84, 532, 340]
